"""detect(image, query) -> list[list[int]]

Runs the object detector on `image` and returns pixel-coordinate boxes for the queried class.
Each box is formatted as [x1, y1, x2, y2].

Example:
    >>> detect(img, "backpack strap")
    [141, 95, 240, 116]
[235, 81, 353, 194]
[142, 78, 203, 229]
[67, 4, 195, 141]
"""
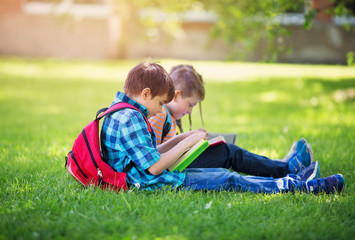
[98, 102, 152, 174]
[161, 105, 172, 142]
[122, 160, 135, 173]
[96, 107, 108, 119]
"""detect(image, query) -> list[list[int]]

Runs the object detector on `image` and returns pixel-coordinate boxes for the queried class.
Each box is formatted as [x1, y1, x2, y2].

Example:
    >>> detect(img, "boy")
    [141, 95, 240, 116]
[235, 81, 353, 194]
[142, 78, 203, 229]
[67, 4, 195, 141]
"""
[150, 64, 309, 178]
[101, 62, 345, 194]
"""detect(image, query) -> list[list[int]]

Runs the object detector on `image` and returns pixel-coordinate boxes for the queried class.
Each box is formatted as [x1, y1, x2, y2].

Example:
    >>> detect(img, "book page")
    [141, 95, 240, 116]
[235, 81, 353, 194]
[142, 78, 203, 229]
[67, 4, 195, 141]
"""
[208, 136, 226, 145]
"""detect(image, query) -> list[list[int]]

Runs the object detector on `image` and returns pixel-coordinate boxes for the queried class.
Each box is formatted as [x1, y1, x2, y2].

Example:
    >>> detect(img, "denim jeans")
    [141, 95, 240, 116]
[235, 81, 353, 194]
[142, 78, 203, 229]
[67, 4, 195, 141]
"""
[187, 143, 288, 178]
[182, 168, 304, 194]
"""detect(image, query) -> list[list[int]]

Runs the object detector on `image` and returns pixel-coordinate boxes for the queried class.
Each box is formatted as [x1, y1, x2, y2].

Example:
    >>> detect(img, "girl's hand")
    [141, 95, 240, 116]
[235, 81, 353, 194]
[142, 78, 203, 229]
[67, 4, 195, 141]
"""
[178, 129, 208, 142]
[187, 129, 207, 135]
[184, 131, 207, 148]
[196, 128, 207, 133]
[179, 130, 199, 139]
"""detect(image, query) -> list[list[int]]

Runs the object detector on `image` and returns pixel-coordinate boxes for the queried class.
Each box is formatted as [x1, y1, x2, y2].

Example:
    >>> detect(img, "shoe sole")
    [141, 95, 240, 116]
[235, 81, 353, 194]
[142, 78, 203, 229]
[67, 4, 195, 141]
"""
[304, 161, 319, 182]
[306, 143, 314, 163]
[282, 141, 297, 162]
[335, 174, 345, 193]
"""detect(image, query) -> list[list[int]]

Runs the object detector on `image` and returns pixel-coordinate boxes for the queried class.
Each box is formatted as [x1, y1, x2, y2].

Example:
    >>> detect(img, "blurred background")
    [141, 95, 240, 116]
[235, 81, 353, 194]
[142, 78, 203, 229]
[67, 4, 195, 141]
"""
[0, 0, 354, 64]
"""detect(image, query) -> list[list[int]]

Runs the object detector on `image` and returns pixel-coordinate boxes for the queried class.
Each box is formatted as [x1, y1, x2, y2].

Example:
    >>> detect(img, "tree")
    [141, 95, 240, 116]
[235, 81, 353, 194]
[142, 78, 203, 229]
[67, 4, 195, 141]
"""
[114, 0, 355, 61]
[200, 0, 306, 61]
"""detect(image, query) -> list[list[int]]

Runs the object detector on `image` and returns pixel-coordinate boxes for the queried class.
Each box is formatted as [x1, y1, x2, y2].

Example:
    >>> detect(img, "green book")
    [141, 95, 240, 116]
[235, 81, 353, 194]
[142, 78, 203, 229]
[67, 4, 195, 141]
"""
[168, 139, 209, 172]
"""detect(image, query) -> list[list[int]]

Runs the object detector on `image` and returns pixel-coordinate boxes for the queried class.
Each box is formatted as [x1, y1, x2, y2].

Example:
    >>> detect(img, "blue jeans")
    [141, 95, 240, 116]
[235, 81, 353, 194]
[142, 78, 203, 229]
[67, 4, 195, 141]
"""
[182, 168, 304, 193]
[187, 143, 288, 178]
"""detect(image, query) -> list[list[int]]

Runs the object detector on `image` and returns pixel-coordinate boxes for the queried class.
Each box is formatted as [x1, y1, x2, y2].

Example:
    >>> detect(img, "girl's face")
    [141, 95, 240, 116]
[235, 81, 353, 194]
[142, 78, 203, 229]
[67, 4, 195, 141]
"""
[167, 91, 201, 120]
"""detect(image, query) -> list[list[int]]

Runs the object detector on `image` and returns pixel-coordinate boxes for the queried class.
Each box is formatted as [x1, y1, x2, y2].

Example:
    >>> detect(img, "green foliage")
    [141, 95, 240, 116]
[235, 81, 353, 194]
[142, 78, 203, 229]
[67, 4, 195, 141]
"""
[347, 51, 354, 66]
[1, 58, 354, 240]
[333, 0, 355, 16]
[331, 0, 355, 31]
[201, 0, 304, 61]
[304, 9, 317, 30]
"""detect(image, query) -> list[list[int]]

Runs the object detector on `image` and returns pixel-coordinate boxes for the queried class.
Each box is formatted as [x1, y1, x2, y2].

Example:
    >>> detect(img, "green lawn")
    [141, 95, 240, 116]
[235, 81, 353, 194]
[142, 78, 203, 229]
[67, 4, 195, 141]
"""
[0, 57, 354, 240]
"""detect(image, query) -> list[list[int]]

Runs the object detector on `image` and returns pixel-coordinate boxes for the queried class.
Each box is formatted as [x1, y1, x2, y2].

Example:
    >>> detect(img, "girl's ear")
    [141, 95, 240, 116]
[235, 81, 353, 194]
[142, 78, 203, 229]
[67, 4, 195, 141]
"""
[141, 88, 151, 100]
[174, 90, 181, 101]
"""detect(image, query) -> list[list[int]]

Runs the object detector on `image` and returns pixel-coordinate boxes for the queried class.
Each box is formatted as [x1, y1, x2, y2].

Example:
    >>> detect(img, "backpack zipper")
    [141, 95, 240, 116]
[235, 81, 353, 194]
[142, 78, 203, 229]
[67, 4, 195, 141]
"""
[70, 151, 88, 179]
[82, 130, 103, 186]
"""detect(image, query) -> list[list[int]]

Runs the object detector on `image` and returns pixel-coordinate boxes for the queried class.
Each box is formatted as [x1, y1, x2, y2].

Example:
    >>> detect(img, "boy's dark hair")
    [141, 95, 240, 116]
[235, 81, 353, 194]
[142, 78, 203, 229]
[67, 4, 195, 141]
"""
[124, 62, 175, 103]
[169, 64, 205, 100]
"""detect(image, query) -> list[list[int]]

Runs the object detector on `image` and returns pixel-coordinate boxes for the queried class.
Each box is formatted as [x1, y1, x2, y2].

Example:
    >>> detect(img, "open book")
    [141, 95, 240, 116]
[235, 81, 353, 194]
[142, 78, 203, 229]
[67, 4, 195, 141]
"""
[168, 139, 209, 172]
[207, 132, 237, 145]
[208, 135, 227, 147]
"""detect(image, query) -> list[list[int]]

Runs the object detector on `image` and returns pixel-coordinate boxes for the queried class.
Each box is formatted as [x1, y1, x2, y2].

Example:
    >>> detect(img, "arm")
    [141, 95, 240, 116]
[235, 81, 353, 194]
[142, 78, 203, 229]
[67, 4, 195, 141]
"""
[148, 132, 206, 175]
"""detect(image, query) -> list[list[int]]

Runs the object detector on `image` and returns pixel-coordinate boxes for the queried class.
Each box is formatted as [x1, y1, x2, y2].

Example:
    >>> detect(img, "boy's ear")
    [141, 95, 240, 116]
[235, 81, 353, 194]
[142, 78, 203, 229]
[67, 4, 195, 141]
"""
[141, 88, 151, 100]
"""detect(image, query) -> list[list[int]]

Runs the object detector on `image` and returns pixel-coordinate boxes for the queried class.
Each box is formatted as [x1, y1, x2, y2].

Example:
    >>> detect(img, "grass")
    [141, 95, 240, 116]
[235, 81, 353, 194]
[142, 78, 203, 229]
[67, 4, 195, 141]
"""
[0, 57, 354, 240]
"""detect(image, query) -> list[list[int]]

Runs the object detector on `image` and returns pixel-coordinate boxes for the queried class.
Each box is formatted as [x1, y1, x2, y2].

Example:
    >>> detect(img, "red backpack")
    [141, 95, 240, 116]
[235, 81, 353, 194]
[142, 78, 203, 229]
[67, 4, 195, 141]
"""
[65, 102, 152, 191]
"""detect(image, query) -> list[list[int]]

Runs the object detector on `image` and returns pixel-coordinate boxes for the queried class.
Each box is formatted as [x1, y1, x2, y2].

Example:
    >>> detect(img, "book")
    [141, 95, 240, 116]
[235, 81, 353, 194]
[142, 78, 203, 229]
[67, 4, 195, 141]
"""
[168, 138, 209, 172]
[208, 135, 227, 147]
[206, 132, 237, 145]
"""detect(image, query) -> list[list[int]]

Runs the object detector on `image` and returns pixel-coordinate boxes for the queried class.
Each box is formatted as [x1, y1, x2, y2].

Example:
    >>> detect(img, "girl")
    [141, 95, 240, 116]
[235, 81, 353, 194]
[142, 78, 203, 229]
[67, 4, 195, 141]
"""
[149, 64, 314, 178]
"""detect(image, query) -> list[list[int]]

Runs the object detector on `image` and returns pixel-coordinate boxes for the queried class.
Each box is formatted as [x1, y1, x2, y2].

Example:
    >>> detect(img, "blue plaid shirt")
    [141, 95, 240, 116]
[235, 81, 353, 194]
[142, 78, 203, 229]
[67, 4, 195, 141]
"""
[101, 91, 186, 190]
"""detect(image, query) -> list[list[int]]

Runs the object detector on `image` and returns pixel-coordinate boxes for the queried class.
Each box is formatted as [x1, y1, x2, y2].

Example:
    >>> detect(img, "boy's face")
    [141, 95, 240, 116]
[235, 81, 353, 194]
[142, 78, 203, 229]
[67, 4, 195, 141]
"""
[168, 92, 201, 120]
[145, 93, 169, 119]
[130, 88, 169, 119]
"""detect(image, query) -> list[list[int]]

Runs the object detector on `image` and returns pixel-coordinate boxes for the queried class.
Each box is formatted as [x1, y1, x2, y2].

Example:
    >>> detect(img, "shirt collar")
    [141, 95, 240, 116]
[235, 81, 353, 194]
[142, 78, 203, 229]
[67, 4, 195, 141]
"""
[111, 91, 149, 117]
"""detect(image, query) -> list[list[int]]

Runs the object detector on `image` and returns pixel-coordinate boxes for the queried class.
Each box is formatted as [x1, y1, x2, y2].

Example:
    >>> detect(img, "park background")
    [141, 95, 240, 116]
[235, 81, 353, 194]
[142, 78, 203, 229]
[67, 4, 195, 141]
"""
[1, 0, 354, 239]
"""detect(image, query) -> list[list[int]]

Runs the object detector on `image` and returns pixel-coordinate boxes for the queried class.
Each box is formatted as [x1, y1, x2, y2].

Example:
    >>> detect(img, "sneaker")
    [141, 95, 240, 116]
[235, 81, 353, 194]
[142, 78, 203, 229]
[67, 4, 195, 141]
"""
[305, 174, 345, 194]
[297, 161, 321, 181]
[296, 138, 308, 152]
[288, 143, 312, 174]
[281, 138, 307, 162]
